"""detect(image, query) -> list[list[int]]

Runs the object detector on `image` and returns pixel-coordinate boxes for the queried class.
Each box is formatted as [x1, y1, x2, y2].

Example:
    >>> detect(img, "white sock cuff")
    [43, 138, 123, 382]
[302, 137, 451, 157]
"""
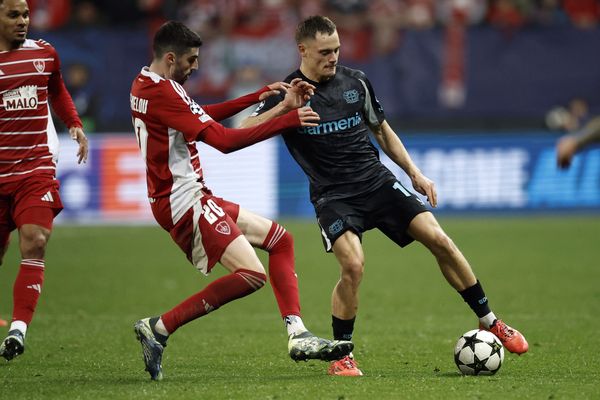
[9, 320, 27, 335]
[479, 312, 497, 329]
[285, 315, 307, 336]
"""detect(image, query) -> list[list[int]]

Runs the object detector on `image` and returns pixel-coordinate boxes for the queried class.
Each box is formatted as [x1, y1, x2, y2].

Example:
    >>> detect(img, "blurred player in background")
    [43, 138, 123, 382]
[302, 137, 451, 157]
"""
[556, 115, 600, 168]
[0, 0, 88, 361]
[130, 21, 352, 381]
[243, 15, 529, 376]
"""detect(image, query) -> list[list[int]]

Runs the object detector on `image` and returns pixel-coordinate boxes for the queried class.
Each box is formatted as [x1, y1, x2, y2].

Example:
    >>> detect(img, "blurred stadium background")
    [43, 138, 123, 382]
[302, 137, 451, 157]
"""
[30, 0, 600, 223]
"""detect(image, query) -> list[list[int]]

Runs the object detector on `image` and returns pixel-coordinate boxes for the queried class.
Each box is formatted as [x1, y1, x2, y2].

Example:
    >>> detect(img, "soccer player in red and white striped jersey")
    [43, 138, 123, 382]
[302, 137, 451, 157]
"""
[0, 0, 88, 361]
[130, 21, 352, 380]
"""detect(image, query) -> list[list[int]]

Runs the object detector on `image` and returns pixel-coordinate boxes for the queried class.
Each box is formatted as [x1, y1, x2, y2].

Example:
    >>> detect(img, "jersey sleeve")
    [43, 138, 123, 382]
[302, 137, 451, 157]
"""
[157, 80, 216, 142]
[198, 109, 301, 153]
[202, 86, 271, 122]
[46, 45, 83, 129]
[249, 90, 284, 117]
[360, 75, 386, 128]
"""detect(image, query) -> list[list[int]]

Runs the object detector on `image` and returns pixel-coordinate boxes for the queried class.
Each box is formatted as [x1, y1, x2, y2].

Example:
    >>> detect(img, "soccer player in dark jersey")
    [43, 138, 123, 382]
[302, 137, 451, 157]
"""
[242, 15, 529, 376]
[0, 0, 88, 361]
[130, 21, 352, 381]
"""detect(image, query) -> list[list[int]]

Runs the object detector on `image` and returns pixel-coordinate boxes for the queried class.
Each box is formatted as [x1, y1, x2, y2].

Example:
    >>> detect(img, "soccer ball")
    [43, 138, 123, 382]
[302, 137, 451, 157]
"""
[454, 329, 504, 376]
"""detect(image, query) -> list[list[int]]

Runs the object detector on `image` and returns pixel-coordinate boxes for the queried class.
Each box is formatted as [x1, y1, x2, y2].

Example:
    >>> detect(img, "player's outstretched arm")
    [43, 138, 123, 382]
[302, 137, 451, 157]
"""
[199, 106, 319, 154]
[201, 85, 276, 122]
[69, 126, 88, 164]
[202, 79, 315, 124]
[556, 116, 600, 169]
[239, 78, 315, 129]
[372, 120, 437, 207]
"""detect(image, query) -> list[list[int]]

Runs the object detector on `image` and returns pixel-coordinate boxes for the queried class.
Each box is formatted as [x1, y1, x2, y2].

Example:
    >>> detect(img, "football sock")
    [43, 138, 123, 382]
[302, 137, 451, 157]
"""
[149, 317, 169, 345]
[332, 315, 355, 341]
[161, 268, 266, 334]
[284, 315, 307, 336]
[479, 312, 497, 329]
[12, 259, 45, 325]
[9, 320, 27, 336]
[458, 280, 492, 318]
[261, 223, 301, 318]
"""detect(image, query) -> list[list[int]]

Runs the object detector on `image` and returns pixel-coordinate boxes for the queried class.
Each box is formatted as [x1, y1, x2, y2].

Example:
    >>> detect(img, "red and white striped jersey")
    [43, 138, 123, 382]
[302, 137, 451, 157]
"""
[130, 67, 217, 227]
[0, 39, 81, 182]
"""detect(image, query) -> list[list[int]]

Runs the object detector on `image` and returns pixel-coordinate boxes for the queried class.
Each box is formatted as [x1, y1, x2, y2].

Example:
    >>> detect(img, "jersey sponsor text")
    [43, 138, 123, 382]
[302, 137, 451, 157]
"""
[2, 85, 38, 111]
[300, 112, 362, 135]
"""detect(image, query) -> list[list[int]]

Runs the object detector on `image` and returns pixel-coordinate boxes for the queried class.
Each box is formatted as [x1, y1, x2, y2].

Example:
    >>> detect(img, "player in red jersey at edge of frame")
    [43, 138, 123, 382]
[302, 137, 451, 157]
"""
[0, 0, 88, 361]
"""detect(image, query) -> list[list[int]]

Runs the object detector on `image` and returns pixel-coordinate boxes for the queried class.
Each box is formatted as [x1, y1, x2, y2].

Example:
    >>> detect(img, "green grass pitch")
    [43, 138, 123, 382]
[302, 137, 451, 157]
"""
[1, 216, 599, 399]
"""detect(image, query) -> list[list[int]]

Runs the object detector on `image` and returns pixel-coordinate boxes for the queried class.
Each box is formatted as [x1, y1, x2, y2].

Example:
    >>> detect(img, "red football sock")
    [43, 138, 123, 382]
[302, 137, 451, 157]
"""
[261, 223, 301, 318]
[161, 268, 266, 334]
[12, 259, 45, 325]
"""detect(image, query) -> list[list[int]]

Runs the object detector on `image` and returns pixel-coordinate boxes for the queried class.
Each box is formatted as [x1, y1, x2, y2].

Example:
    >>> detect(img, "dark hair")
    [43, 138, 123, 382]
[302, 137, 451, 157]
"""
[153, 21, 203, 59]
[295, 16, 337, 44]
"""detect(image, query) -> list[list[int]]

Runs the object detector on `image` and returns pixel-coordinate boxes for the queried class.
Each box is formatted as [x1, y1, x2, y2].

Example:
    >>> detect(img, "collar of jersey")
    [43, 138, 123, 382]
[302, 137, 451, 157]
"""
[141, 66, 163, 83]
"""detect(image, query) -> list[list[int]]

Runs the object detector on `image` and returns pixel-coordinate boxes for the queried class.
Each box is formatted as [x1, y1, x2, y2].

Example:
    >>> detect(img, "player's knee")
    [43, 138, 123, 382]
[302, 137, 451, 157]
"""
[340, 259, 364, 286]
[20, 231, 49, 258]
[428, 229, 457, 259]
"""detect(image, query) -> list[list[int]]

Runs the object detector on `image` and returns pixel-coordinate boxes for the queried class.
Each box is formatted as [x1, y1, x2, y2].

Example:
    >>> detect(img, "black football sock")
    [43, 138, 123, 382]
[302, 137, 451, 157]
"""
[458, 280, 492, 318]
[332, 315, 355, 341]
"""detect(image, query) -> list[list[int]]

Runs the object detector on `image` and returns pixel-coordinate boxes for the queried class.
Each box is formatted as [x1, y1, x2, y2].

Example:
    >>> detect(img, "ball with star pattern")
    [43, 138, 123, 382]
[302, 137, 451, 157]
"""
[454, 329, 504, 375]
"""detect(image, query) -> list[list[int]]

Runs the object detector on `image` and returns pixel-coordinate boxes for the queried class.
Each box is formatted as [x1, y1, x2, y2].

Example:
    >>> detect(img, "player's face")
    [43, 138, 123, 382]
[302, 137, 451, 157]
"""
[170, 47, 199, 84]
[0, 0, 29, 50]
[299, 31, 340, 82]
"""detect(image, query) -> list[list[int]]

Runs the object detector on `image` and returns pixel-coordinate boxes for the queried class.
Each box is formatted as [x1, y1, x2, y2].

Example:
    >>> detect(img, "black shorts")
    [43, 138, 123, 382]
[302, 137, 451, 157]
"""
[315, 179, 429, 252]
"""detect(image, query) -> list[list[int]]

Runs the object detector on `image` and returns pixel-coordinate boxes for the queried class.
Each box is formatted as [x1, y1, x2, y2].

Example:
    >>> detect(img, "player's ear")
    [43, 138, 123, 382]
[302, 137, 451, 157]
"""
[298, 43, 306, 57]
[165, 52, 176, 66]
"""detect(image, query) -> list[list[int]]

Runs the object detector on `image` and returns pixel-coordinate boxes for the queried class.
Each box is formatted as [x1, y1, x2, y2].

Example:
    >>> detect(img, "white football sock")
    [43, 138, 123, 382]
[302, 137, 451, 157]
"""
[154, 318, 169, 337]
[9, 320, 27, 336]
[479, 312, 497, 329]
[284, 315, 307, 336]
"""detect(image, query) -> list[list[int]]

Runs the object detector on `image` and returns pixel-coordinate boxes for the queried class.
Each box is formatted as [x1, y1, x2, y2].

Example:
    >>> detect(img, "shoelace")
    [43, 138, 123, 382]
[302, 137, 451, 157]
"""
[339, 357, 358, 370]
[495, 322, 515, 339]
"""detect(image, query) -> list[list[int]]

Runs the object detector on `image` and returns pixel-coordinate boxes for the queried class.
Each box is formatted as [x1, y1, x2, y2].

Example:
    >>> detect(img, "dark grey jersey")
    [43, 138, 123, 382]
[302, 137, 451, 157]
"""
[252, 65, 396, 204]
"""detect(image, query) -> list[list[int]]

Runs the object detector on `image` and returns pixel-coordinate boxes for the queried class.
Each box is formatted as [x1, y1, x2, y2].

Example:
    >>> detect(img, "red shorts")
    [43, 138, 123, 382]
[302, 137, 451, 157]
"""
[0, 176, 62, 245]
[158, 192, 242, 275]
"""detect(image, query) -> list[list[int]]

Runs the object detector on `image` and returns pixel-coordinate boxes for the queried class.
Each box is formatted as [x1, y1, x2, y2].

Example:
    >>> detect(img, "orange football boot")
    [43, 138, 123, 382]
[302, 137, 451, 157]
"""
[480, 319, 529, 355]
[328, 355, 364, 376]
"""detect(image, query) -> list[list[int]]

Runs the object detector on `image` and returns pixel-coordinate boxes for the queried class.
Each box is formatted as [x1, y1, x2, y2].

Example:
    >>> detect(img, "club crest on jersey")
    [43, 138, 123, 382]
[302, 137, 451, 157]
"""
[343, 89, 359, 104]
[216, 221, 231, 235]
[2, 85, 38, 111]
[33, 60, 45, 73]
[189, 100, 211, 123]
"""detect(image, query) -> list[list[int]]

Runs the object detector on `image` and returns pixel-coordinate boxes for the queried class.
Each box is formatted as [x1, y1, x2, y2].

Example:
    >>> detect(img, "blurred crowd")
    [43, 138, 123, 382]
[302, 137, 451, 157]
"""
[30, 0, 600, 132]
[30, 0, 600, 32]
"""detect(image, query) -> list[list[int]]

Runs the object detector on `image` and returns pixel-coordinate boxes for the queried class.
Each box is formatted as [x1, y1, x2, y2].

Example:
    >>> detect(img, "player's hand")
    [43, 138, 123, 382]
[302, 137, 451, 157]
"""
[412, 173, 437, 208]
[259, 81, 291, 101]
[556, 135, 578, 169]
[297, 106, 320, 127]
[282, 78, 315, 110]
[69, 126, 88, 164]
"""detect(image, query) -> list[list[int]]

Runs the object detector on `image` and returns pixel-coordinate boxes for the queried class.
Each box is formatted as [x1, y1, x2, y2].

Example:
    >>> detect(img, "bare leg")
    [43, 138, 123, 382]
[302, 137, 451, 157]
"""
[407, 212, 476, 291]
[331, 231, 364, 320]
